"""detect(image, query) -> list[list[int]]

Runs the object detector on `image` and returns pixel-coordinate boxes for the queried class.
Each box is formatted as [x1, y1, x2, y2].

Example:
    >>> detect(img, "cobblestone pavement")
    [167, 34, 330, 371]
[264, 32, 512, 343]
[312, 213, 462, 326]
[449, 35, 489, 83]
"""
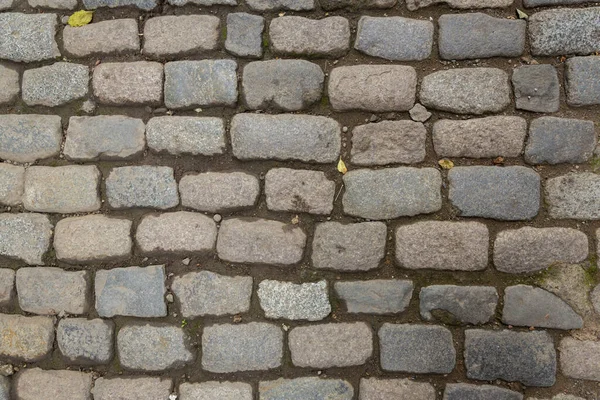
[0, 0, 599, 398]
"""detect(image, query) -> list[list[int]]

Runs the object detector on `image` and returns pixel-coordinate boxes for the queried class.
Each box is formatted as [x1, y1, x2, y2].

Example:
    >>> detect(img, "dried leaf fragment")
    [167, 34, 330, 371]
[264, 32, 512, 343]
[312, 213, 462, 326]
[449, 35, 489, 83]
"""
[68, 10, 93, 27]
[438, 159, 454, 170]
[337, 157, 347, 174]
[516, 9, 528, 19]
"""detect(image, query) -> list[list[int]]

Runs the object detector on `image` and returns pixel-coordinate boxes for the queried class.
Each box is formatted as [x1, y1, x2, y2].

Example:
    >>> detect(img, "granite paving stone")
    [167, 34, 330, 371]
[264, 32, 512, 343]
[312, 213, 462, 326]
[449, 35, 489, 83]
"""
[143, 15, 220, 57]
[180, 382, 253, 400]
[409, 103, 432, 122]
[265, 168, 335, 214]
[420, 285, 498, 325]
[559, 338, 600, 381]
[0, 269, 14, 306]
[351, 121, 426, 165]
[566, 56, 600, 106]
[146, 117, 225, 156]
[105, 166, 179, 210]
[546, 173, 600, 219]
[359, 378, 435, 400]
[335, 280, 413, 314]
[0, 314, 54, 361]
[0, 114, 62, 163]
[406, 0, 511, 9]
[225, 13, 264, 58]
[443, 384, 523, 400]
[321, 0, 395, 8]
[92, 377, 173, 400]
[93, 62, 163, 106]
[260, 378, 353, 400]
[0, 163, 24, 206]
[0, 65, 19, 105]
[0, 0, 12, 9]
[84, 0, 157, 9]
[0, 213, 52, 265]
[512, 65, 560, 113]
[0, 377, 7, 400]
[258, 280, 331, 320]
[179, 172, 259, 212]
[22, 62, 89, 107]
[247, 0, 313, 9]
[63, 19, 140, 57]
[14, 369, 92, 400]
[57, 318, 114, 364]
[0, 13, 60, 62]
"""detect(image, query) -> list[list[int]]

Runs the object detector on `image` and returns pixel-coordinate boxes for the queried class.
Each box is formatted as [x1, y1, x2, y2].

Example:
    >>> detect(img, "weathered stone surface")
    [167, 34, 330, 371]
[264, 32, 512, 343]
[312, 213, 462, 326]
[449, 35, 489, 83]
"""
[106, 166, 179, 209]
[54, 215, 132, 263]
[179, 172, 259, 212]
[448, 166, 540, 220]
[0, 213, 52, 265]
[243, 60, 324, 111]
[0, 269, 14, 306]
[63, 19, 140, 57]
[351, 121, 426, 165]
[0, 13, 59, 62]
[0, 163, 24, 206]
[529, 8, 600, 56]
[258, 280, 331, 320]
[528, 394, 584, 400]
[15, 369, 92, 400]
[225, 13, 264, 58]
[136, 212, 216, 255]
[439, 13, 525, 60]
[329, 65, 417, 112]
[217, 218, 306, 265]
[270, 16, 350, 57]
[0, 65, 19, 104]
[433, 116, 526, 158]
[172, 270, 252, 317]
[0, 114, 62, 163]
[0, 0, 11, 9]
[0, 314, 54, 361]
[502, 285, 583, 329]
[335, 280, 413, 314]
[420, 68, 510, 114]
[360, 379, 435, 400]
[494, 227, 588, 273]
[147, 117, 225, 156]
[420, 285, 498, 325]
[57, 318, 114, 364]
[443, 384, 523, 400]
[379, 324, 455, 373]
[593, 283, 600, 315]
[0, 376, 7, 400]
[143, 15, 220, 57]
[23, 165, 101, 213]
[343, 167, 441, 219]
[289, 322, 373, 367]
[64, 116, 145, 161]
[83, 0, 157, 9]
[355, 16, 433, 61]
[96, 265, 166, 318]
[93, 62, 163, 106]
[92, 377, 173, 400]
[406, 0, 512, 10]
[180, 382, 253, 400]
[395, 221, 488, 271]
[513, 65, 560, 113]
[560, 338, 600, 381]
[164, 60, 237, 109]
[409, 103, 431, 122]
[118, 324, 194, 371]
[546, 173, 600, 219]
[248, 0, 313, 9]
[265, 168, 335, 214]
[167, 0, 235, 5]
[566, 56, 600, 107]
[465, 330, 556, 387]
[202, 323, 283, 372]
[22, 62, 88, 107]
[540, 264, 594, 323]
[16, 267, 89, 315]
[525, 117, 596, 164]
[261, 378, 353, 400]
[312, 222, 386, 271]
[321, 0, 396, 8]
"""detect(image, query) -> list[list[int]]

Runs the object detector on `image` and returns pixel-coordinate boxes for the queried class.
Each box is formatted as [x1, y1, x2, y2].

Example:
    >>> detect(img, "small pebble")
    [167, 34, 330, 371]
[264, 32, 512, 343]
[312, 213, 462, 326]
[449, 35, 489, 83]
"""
[213, 214, 222, 223]
[182, 258, 191, 266]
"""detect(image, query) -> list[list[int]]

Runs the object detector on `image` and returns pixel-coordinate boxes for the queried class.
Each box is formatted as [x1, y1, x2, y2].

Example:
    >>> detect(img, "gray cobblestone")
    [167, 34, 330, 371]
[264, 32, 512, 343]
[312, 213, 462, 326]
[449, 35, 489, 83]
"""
[143, 16, 220, 57]
[57, 318, 114, 364]
[0, 114, 62, 163]
[0, 13, 59, 62]
[248, 0, 313, 9]
[360, 378, 435, 400]
[23, 165, 101, 213]
[0, 0, 11, 10]
[167, 0, 234, 5]
[566, 56, 600, 106]
[15, 368, 92, 400]
[92, 377, 173, 400]
[329, 65, 417, 112]
[524, 0, 589, 6]
[265, 168, 335, 214]
[63, 19, 140, 57]
[560, 338, 600, 381]
[84, 0, 157, 9]
[0, 163, 24, 206]
[420, 285, 498, 324]
[0, 213, 52, 265]
[261, 378, 353, 400]
[335, 280, 413, 314]
[147, 117, 225, 156]
[180, 381, 253, 400]
[406, 0, 511, 9]
[0, 314, 54, 361]
[106, 166, 179, 210]
[172, 270, 252, 317]
[0, 376, 7, 400]
[0, 269, 14, 306]
[512, 65, 560, 113]
[443, 384, 523, 400]
[546, 173, 600, 219]
[180, 172, 259, 212]
[225, 13, 264, 58]
[351, 121, 426, 165]
[93, 62, 163, 106]
[0, 65, 19, 105]
[409, 103, 431, 122]
[289, 322, 373, 367]
[258, 280, 331, 320]
[321, 0, 395, 8]
[22, 62, 88, 107]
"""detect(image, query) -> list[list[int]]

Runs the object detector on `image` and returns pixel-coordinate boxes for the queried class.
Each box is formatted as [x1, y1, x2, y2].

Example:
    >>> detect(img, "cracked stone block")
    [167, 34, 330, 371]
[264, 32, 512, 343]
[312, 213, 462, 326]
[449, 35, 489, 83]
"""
[512, 64, 560, 113]
[106, 166, 179, 210]
[180, 382, 253, 400]
[360, 378, 435, 400]
[560, 338, 600, 381]
[63, 19, 140, 57]
[15, 369, 92, 400]
[0, 163, 24, 206]
[84, 0, 157, 9]
[0, 269, 14, 306]
[335, 280, 413, 314]
[0, 213, 52, 265]
[22, 62, 88, 107]
[146, 117, 225, 156]
[258, 280, 331, 321]
[419, 285, 498, 325]
[0, 314, 54, 361]
[443, 384, 523, 400]
[93, 62, 163, 106]
[248, 0, 313, 9]
[261, 378, 353, 400]
[546, 173, 600, 219]
[92, 377, 173, 400]
[179, 172, 259, 212]
[265, 168, 335, 215]
[0, 65, 19, 105]
[225, 13, 264, 58]
[57, 318, 114, 364]
[0, 114, 62, 163]
[566, 56, 600, 106]
[0, 13, 60, 62]
[143, 15, 220, 57]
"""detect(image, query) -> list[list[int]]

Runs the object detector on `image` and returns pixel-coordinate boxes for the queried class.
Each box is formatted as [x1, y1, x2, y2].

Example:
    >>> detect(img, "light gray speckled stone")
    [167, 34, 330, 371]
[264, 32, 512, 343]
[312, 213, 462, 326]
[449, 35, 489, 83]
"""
[258, 280, 331, 321]
[0, 163, 24, 206]
[409, 103, 431, 122]
[57, 318, 114, 364]
[147, 117, 225, 156]
[0, 0, 12, 10]
[0, 269, 14, 307]
[0, 376, 7, 400]
[261, 378, 353, 400]
[64, 115, 145, 161]
[180, 172, 259, 212]
[168, 0, 235, 5]
[420, 285, 498, 325]
[15, 369, 92, 400]
[0, 314, 54, 361]
[351, 121, 426, 165]
[247, 0, 313, 9]
[360, 378, 435, 400]
[0, 213, 52, 265]
[172, 271, 252, 317]
[202, 323, 283, 372]
[0, 114, 62, 163]
[63, 19, 140, 57]
[321, 0, 396, 8]
[83, 0, 157, 9]
[513, 64, 560, 113]
[22, 62, 88, 107]
[406, 0, 511, 10]
[566, 56, 600, 107]
[180, 382, 253, 400]
[343, 167, 441, 219]
[92, 377, 173, 400]
[265, 168, 335, 214]
[335, 280, 413, 314]
[106, 166, 179, 210]
[443, 384, 523, 400]
[0, 65, 19, 105]
[560, 338, 600, 381]
[225, 13, 264, 58]
[289, 322, 373, 368]
[0, 13, 59, 62]
[93, 62, 163, 106]
[143, 15, 220, 57]
[546, 173, 600, 219]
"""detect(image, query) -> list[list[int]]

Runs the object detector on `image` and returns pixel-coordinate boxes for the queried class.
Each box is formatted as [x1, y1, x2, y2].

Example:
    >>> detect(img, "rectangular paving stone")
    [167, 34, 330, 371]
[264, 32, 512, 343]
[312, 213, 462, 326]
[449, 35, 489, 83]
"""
[202, 322, 283, 372]
[560, 337, 600, 381]
[225, 13, 264, 58]
[512, 64, 560, 113]
[180, 381, 253, 400]
[0, 13, 60, 62]
[261, 378, 353, 400]
[465, 330, 556, 387]
[147, 117, 225, 156]
[117, 324, 194, 371]
[289, 322, 373, 368]
[335, 280, 413, 314]
[258, 280, 331, 321]
[312, 221, 387, 271]
[57, 318, 114, 364]
[342, 167, 442, 219]
[248, 0, 313, 9]
[269, 16, 350, 57]
[529, 8, 600, 56]
[63, 19, 140, 57]
[16, 267, 90, 315]
[64, 115, 145, 161]
[0, 213, 52, 265]
[143, 15, 220, 57]
[546, 173, 600, 219]
[217, 218, 306, 265]
[106, 166, 179, 209]
[0, 314, 54, 361]
[406, 0, 512, 9]
[265, 168, 334, 214]
[23, 165, 101, 213]
[351, 121, 426, 165]
[566, 56, 600, 106]
[0, 65, 19, 104]
[448, 166, 540, 220]
[179, 172, 259, 212]
[96, 265, 166, 318]
[29, 0, 77, 9]
[443, 384, 523, 400]
[22, 62, 89, 107]
[92, 377, 173, 400]
[93, 62, 163, 106]
[167, 0, 235, 5]
[15, 369, 92, 400]
[433, 116, 526, 158]
[0, 114, 62, 163]
[0, 163, 24, 206]
[172, 270, 252, 317]
[419, 285, 498, 325]
[0, 0, 12, 11]
[329, 65, 417, 112]
[379, 324, 456, 373]
[164, 60, 237, 109]
[83, 0, 157, 9]
[360, 378, 435, 400]
[0, 269, 14, 306]
[524, 0, 590, 5]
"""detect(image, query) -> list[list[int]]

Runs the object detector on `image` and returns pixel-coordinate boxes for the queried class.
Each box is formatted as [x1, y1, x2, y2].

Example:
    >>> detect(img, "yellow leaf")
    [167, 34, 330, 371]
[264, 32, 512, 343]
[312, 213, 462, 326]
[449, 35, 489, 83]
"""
[68, 10, 93, 27]
[516, 8, 528, 19]
[438, 159, 454, 170]
[337, 157, 347, 174]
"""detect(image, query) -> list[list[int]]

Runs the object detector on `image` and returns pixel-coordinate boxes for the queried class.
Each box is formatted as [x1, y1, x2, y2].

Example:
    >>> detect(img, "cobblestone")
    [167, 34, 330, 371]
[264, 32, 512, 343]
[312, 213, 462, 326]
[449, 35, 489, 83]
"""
[546, 173, 600, 219]
[143, 16, 220, 57]
[0, 114, 62, 163]
[57, 318, 113, 364]
[0, 377, 7, 400]
[406, 0, 511, 9]
[92, 377, 173, 400]
[22, 62, 88, 107]
[0, 65, 18, 105]
[560, 338, 600, 381]
[14, 368, 92, 400]
[247, 0, 313, 9]
[84, 0, 157, 8]
[179, 172, 259, 212]
[335, 280, 413, 314]
[566, 56, 600, 106]
[321, 0, 395, 8]
[351, 121, 426, 165]
[260, 378, 353, 400]
[93, 62, 163, 106]
[0, 314, 54, 361]
[512, 65, 560, 113]
[443, 384, 523, 400]
[0, 13, 59, 62]
[420, 285, 498, 324]
[265, 168, 334, 214]
[258, 280, 331, 320]
[147, 117, 225, 156]
[106, 166, 179, 209]
[63, 19, 140, 57]
[180, 381, 253, 400]
[0, 269, 14, 306]
[0, 163, 24, 206]
[167, 0, 234, 5]
[225, 13, 264, 58]
[0, 213, 52, 265]
[360, 378, 435, 400]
